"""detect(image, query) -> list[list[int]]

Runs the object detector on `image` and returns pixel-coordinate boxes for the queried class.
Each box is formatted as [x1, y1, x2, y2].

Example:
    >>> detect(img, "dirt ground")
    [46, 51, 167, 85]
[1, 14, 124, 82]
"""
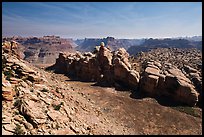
[46, 71, 202, 135]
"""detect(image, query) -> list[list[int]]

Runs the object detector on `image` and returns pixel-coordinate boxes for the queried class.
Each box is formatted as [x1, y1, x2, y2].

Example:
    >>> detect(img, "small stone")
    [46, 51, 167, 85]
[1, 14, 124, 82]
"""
[24, 122, 33, 130]
[2, 128, 13, 135]
[14, 115, 24, 123]
[3, 124, 16, 132]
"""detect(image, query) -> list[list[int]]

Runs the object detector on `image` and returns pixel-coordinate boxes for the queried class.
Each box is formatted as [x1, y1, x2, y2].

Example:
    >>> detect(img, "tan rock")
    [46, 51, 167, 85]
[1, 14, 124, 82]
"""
[2, 81, 14, 101]
[167, 68, 185, 78]
[189, 72, 200, 78]
[19, 99, 47, 128]
[2, 128, 13, 135]
[3, 123, 16, 133]
[2, 116, 12, 124]
[145, 67, 160, 76]
[47, 110, 63, 121]
[176, 79, 199, 106]
[27, 74, 41, 82]
[153, 61, 162, 68]
[9, 77, 21, 84]
[141, 74, 159, 95]
[127, 70, 140, 89]
[113, 58, 130, 81]
[98, 46, 113, 67]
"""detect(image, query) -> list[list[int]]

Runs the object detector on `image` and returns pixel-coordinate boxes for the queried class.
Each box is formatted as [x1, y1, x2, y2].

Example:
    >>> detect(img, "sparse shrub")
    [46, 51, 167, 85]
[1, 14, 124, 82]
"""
[14, 124, 25, 135]
[52, 102, 64, 111]
[13, 99, 22, 108]
[172, 106, 200, 117]
[4, 69, 13, 81]
[41, 88, 49, 92]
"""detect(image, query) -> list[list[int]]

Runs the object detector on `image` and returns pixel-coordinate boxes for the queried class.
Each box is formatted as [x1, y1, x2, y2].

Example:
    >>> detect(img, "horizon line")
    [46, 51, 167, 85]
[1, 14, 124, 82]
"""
[2, 35, 202, 40]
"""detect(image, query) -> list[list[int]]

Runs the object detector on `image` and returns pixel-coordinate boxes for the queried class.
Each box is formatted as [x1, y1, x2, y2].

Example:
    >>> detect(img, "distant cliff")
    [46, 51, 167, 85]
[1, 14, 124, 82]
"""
[75, 37, 144, 52]
[3, 36, 76, 64]
[127, 38, 202, 56]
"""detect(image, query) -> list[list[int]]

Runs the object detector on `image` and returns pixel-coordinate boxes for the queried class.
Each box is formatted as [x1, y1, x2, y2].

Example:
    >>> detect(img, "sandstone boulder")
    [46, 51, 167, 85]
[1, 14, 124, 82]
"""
[144, 66, 160, 76]
[176, 79, 199, 106]
[114, 48, 131, 69]
[98, 46, 113, 69]
[140, 74, 159, 95]
[127, 70, 140, 89]
[2, 80, 14, 101]
[113, 58, 130, 83]
[54, 52, 67, 73]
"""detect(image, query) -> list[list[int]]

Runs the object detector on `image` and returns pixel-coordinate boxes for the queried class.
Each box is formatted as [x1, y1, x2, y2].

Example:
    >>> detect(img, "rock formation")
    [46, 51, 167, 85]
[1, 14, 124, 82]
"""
[51, 46, 201, 106]
[140, 61, 199, 106]
[50, 42, 140, 89]
[131, 48, 202, 106]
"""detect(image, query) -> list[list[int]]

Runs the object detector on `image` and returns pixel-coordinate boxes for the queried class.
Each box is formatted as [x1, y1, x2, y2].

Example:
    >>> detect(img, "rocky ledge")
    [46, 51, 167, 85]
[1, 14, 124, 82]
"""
[50, 44, 201, 107]
[48, 43, 140, 89]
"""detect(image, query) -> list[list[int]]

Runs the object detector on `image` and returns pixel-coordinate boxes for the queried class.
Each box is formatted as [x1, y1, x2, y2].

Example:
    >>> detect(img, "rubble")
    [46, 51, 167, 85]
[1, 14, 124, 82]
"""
[132, 48, 202, 106]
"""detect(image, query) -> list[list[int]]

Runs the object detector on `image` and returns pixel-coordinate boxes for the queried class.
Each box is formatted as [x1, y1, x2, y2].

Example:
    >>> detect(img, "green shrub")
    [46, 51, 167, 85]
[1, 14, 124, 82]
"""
[14, 124, 25, 135]
[172, 106, 200, 117]
[4, 69, 13, 81]
[13, 99, 22, 108]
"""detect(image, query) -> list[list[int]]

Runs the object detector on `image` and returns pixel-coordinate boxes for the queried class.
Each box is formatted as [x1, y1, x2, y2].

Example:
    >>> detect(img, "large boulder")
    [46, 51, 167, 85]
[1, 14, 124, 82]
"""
[127, 70, 140, 89]
[163, 69, 199, 106]
[77, 57, 101, 81]
[114, 48, 131, 69]
[140, 64, 163, 95]
[144, 66, 160, 76]
[55, 52, 67, 73]
[113, 57, 130, 83]
[140, 61, 199, 106]
[175, 79, 199, 106]
[140, 74, 159, 96]
[97, 46, 113, 69]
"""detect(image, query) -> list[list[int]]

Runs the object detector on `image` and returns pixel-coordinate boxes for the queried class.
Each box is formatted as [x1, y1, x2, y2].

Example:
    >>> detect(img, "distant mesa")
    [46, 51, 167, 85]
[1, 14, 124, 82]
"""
[127, 38, 202, 56]
[75, 36, 144, 52]
[3, 35, 76, 64]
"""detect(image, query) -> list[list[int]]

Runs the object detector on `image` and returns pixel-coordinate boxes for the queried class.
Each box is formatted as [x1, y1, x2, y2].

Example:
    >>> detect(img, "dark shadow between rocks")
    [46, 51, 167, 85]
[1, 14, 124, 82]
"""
[129, 89, 192, 107]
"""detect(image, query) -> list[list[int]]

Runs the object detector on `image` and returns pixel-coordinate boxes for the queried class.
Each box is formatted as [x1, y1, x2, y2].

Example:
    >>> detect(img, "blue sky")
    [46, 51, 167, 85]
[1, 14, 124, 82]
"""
[2, 2, 202, 39]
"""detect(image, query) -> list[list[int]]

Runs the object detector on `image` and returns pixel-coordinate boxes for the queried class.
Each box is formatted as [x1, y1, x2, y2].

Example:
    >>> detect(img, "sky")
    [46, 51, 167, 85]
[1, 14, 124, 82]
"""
[2, 2, 202, 39]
